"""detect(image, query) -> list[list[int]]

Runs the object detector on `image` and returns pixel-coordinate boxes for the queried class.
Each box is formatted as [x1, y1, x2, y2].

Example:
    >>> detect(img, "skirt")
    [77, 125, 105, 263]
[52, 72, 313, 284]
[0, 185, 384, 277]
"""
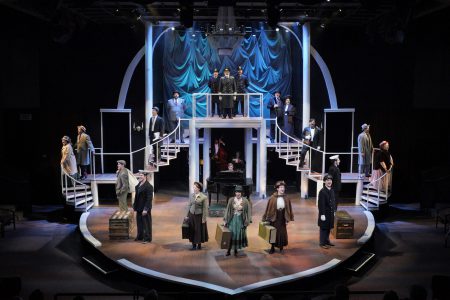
[271, 208, 288, 248]
[228, 214, 248, 250]
[188, 212, 209, 244]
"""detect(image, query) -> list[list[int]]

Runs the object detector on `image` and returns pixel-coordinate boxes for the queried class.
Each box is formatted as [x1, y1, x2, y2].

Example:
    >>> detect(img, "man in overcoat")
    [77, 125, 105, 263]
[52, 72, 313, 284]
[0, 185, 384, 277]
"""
[75, 125, 95, 179]
[166, 91, 186, 143]
[133, 170, 154, 243]
[318, 174, 337, 249]
[299, 118, 321, 169]
[358, 123, 373, 177]
[218, 67, 237, 119]
[208, 68, 221, 117]
[116, 160, 130, 212]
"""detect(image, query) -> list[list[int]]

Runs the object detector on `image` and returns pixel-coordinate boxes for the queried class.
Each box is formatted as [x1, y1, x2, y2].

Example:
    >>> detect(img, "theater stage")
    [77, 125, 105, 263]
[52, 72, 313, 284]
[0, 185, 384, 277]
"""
[80, 192, 374, 295]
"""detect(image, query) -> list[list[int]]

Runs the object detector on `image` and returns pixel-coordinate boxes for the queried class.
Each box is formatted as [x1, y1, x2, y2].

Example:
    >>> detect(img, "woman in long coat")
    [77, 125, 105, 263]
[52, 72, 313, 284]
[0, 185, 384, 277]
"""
[224, 185, 251, 257]
[185, 182, 209, 250]
[262, 180, 294, 253]
[61, 136, 78, 178]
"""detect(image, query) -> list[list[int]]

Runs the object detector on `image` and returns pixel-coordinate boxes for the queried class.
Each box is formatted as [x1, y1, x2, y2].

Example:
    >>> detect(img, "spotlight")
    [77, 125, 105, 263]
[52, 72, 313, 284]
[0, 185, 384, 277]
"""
[228, 27, 233, 31]
[171, 27, 175, 30]
[285, 29, 289, 32]
[320, 23, 325, 28]
[192, 34, 196, 37]
[252, 34, 256, 37]
[275, 27, 279, 31]
[338, 9, 342, 12]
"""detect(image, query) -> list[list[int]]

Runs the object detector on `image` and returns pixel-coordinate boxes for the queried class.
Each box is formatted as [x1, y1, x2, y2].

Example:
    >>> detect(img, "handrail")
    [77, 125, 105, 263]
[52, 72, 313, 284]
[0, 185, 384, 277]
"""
[60, 167, 90, 212]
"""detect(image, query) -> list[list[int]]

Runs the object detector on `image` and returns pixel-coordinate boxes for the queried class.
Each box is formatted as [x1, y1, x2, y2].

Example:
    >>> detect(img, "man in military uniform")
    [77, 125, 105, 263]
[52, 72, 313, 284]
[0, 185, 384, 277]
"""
[218, 67, 237, 119]
[208, 68, 221, 117]
[133, 170, 154, 244]
[328, 155, 342, 206]
[318, 174, 337, 249]
[234, 66, 249, 117]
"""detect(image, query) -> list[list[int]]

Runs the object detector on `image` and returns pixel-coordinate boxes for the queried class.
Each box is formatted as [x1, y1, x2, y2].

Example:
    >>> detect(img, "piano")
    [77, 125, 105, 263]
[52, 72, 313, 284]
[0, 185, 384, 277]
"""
[207, 171, 253, 205]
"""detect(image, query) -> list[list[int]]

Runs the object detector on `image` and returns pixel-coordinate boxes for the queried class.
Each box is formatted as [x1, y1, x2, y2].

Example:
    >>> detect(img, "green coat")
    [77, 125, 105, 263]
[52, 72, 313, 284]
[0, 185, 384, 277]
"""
[115, 168, 129, 196]
[186, 192, 208, 223]
[224, 197, 251, 227]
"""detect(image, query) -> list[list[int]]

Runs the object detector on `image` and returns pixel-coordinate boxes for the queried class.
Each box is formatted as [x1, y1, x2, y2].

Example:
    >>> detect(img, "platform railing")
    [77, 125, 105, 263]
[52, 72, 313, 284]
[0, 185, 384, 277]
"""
[60, 167, 89, 212]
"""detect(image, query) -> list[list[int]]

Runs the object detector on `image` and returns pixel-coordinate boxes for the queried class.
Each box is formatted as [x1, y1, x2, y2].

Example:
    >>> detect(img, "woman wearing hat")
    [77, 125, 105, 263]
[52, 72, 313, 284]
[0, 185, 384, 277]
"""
[262, 181, 294, 254]
[61, 136, 78, 179]
[223, 185, 251, 256]
[185, 182, 209, 250]
[372, 141, 394, 191]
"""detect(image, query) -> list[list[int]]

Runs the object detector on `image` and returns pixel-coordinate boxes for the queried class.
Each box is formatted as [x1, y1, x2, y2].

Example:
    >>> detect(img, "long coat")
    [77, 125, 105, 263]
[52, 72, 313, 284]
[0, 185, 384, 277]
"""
[61, 143, 78, 175]
[76, 132, 95, 165]
[262, 193, 294, 223]
[219, 76, 237, 108]
[186, 192, 208, 223]
[149, 115, 164, 142]
[115, 168, 129, 196]
[208, 76, 220, 93]
[267, 96, 284, 119]
[317, 187, 337, 229]
[327, 164, 342, 193]
[357, 132, 373, 165]
[224, 197, 251, 227]
[282, 104, 296, 136]
[166, 98, 186, 122]
[133, 181, 153, 212]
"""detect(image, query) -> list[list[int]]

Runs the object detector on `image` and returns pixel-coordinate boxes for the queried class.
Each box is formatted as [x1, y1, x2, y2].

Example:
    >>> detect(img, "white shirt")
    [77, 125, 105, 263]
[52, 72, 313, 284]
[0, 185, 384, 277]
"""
[284, 105, 289, 112]
[310, 128, 315, 140]
[214, 144, 219, 154]
[151, 116, 156, 131]
[276, 196, 285, 210]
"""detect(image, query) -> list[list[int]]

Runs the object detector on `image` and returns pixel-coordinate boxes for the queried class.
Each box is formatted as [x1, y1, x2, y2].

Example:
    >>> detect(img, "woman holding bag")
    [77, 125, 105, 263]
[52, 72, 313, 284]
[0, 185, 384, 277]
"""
[185, 182, 209, 250]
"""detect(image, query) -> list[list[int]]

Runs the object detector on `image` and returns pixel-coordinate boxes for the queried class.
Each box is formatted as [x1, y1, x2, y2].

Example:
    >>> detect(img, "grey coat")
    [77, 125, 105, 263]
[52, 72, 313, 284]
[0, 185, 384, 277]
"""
[115, 168, 129, 196]
[224, 197, 252, 227]
[357, 132, 373, 165]
[186, 192, 208, 223]
[76, 133, 95, 165]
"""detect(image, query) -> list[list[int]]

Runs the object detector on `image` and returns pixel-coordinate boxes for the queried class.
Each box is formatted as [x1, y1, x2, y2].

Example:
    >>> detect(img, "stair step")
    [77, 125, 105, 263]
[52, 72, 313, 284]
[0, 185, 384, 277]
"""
[74, 201, 95, 212]
[67, 196, 94, 206]
[161, 154, 177, 159]
[361, 195, 388, 205]
[62, 185, 90, 192]
[360, 201, 379, 211]
[279, 154, 299, 159]
[362, 190, 389, 198]
[64, 191, 92, 199]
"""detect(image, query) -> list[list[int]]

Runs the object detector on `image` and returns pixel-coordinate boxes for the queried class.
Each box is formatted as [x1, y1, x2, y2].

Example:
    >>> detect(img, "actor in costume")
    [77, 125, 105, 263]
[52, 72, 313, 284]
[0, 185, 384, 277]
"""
[211, 138, 228, 172]
[281, 96, 296, 141]
[318, 174, 337, 249]
[133, 170, 153, 244]
[267, 91, 284, 142]
[262, 180, 294, 254]
[218, 67, 237, 119]
[372, 141, 394, 191]
[149, 106, 165, 162]
[234, 66, 249, 117]
[358, 123, 373, 177]
[231, 151, 245, 172]
[166, 91, 186, 143]
[115, 160, 130, 212]
[327, 155, 342, 205]
[185, 182, 209, 250]
[208, 68, 221, 117]
[75, 125, 95, 180]
[223, 185, 251, 256]
[61, 136, 78, 179]
[299, 118, 321, 168]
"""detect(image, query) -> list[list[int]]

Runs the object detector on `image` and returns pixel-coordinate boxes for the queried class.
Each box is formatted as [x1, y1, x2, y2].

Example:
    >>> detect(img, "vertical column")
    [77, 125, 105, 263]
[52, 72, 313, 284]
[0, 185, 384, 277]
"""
[144, 22, 153, 163]
[245, 128, 252, 181]
[301, 22, 311, 199]
[203, 128, 211, 191]
[189, 120, 198, 194]
[257, 124, 267, 198]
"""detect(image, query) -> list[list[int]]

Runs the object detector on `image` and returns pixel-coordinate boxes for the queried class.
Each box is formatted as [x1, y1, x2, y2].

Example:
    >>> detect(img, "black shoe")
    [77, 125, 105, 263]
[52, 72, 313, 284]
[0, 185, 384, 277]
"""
[222, 116, 226, 119]
[280, 247, 284, 253]
[234, 249, 238, 256]
[269, 247, 275, 254]
[190, 244, 197, 250]
[229, 116, 233, 119]
[134, 238, 142, 242]
[141, 239, 150, 244]
[327, 242, 335, 247]
[226, 250, 231, 256]
[320, 244, 330, 249]
[197, 244, 202, 250]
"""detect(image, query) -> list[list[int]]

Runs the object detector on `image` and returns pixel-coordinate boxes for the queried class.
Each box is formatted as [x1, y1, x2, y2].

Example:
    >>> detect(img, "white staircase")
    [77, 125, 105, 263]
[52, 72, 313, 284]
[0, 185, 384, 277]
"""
[61, 170, 94, 212]
[360, 176, 392, 211]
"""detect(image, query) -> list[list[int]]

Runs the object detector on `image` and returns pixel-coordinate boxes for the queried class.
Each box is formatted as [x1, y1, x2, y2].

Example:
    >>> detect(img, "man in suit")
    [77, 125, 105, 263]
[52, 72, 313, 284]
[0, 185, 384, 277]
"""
[149, 107, 164, 163]
[166, 91, 186, 143]
[318, 174, 337, 249]
[208, 68, 221, 117]
[299, 118, 321, 168]
[116, 160, 130, 212]
[267, 91, 284, 142]
[75, 125, 95, 180]
[328, 155, 342, 206]
[219, 67, 237, 119]
[234, 66, 249, 117]
[358, 123, 373, 177]
[133, 170, 154, 244]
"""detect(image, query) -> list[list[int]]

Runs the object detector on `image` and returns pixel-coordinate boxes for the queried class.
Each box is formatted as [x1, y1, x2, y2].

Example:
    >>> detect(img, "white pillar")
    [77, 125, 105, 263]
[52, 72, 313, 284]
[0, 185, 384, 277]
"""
[245, 128, 252, 180]
[144, 22, 153, 163]
[257, 124, 267, 198]
[189, 120, 198, 194]
[355, 179, 363, 206]
[301, 22, 311, 199]
[203, 128, 211, 191]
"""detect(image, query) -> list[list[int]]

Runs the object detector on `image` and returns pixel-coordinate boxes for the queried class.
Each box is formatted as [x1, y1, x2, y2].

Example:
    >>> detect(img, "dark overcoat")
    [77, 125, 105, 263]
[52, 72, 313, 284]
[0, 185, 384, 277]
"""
[317, 187, 337, 229]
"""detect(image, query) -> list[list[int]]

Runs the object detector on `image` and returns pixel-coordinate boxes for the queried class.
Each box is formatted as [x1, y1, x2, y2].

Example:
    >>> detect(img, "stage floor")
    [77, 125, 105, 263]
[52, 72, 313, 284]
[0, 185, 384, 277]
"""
[80, 193, 374, 294]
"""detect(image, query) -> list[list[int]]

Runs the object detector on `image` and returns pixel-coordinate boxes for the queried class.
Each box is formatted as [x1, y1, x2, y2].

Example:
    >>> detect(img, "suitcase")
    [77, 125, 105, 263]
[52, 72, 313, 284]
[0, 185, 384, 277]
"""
[215, 224, 232, 249]
[181, 222, 190, 239]
[258, 222, 277, 244]
[109, 210, 133, 240]
[332, 210, 354, 239]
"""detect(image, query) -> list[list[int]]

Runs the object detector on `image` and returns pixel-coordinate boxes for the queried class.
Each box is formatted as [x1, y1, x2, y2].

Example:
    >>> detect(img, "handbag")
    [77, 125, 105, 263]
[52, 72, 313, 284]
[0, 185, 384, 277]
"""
[181, 219, 190, 239]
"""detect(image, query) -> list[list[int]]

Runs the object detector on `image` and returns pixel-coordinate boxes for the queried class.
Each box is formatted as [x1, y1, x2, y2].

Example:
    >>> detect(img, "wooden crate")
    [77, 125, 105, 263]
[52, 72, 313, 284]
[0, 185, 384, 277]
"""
[109, 210, 133, 240]
[332, 210, 354, 239]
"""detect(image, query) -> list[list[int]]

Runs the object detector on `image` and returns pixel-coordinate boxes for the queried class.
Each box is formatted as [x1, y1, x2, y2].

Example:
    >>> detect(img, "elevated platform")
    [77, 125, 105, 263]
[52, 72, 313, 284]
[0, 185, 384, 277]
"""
[193, 116, 263, 129]
[80, 193, 375, 295]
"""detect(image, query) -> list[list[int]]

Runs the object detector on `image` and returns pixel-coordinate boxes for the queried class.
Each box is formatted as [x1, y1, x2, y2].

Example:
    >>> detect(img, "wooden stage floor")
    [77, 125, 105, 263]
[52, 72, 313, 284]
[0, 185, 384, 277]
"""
[81, 192, 374, 294]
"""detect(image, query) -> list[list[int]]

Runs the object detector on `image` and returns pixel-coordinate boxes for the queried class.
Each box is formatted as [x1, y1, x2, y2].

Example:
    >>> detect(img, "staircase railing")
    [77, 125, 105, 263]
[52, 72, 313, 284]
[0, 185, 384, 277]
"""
[60, 167, 90, 212]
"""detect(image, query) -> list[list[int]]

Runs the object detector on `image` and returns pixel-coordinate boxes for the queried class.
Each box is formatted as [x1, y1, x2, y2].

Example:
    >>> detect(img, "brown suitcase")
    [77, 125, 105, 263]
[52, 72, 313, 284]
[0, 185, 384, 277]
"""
[258, 222, 277, 243]
[181, 222, 190, 239]
[332, 210, 354, 239]
[109, 210, 133, 240]
[215, 224, 232, 249]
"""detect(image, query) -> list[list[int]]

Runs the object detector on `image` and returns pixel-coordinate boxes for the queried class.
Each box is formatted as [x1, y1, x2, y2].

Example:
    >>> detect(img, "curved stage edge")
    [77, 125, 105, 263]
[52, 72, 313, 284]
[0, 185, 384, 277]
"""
[79, 194, 375, 295]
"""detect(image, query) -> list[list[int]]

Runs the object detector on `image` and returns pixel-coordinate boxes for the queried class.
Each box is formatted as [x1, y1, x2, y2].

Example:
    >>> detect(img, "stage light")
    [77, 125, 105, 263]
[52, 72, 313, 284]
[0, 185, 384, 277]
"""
[338, 9, 342, 12]
[275, 28, 279, 31]
[252, 34, 256, 37]
[229, 27, 233, 31]
[192, 34, 196, 37]
[320, 23, 325, 28]
[219, 28, 224, 31]
[171, 27, 175, 30]
[285, 29, 289, 32]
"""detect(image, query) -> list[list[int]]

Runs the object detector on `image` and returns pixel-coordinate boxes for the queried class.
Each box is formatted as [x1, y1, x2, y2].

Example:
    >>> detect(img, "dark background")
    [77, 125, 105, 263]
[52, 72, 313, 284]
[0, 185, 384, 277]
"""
[1, 5, 449, 209]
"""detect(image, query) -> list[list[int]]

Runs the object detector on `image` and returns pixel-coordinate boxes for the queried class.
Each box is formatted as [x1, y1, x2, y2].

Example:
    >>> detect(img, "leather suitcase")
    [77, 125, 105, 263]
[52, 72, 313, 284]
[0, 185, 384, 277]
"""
[181, 222, 190, 239]
[332, 210, 354, 239]
[215, 224, 232, 249]
[258, 222, 277, 244]
[109, 210, 133, 240]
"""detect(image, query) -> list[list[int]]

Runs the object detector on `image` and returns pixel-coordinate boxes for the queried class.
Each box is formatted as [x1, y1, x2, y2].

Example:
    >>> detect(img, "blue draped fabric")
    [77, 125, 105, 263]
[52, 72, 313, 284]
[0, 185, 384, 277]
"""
[163, 30, 292, 118]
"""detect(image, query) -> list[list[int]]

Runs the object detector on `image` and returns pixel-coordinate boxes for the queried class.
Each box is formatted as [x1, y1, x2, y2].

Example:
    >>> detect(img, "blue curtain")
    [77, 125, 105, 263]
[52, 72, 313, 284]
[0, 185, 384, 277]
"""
[163, 29, 292, 118]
